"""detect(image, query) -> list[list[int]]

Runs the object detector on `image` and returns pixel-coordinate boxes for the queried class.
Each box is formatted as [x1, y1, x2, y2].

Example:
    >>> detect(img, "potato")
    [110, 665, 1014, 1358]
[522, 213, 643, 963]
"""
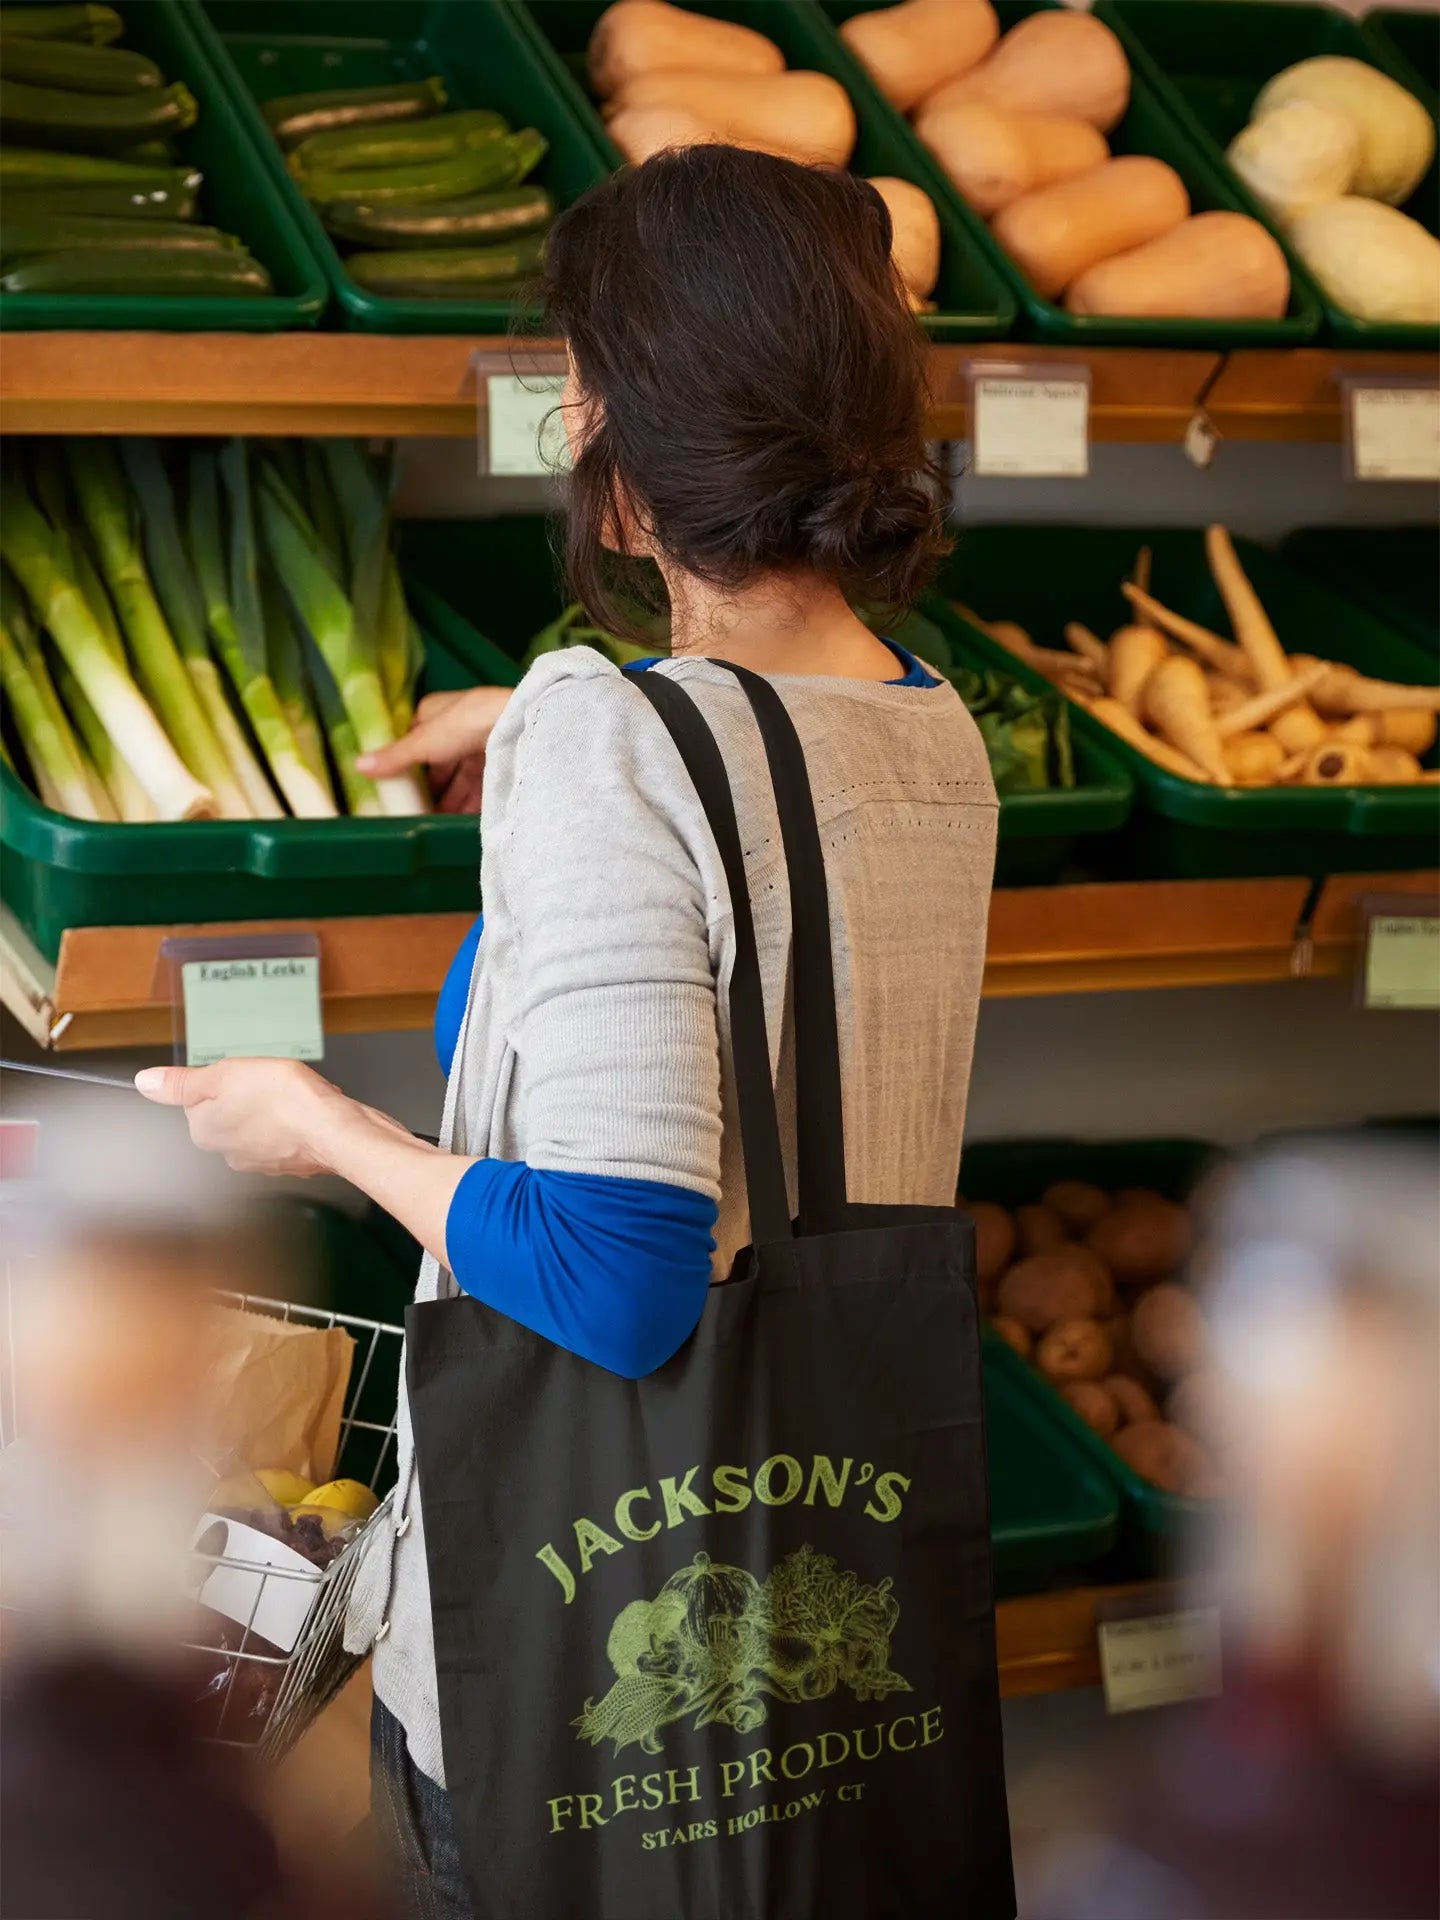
[1061, 1379, 1119, 1437]
[1036, 1316, 1113, 1385]
[1016, 1202, 1068, 1255]
[1042, 1179, 1110, 1233]
[1131, 1282, 1206, 1383]
[1103, 1373, 1159, 1427]
[990, 1316, 1031, 1360]
[1168, 1367, 1228, 1451]
[997, 1247, 1112, 1332]
[970, 1200, 1017, 1287]
[1111, 1419, 1209, 1494]
[1085, 1191, 1193, 1285]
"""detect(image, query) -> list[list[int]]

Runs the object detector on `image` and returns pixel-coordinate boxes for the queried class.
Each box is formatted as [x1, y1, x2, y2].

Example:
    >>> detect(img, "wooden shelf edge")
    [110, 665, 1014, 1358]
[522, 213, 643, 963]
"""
[7, 873, 1425, 1051]
[1205, 348, 1440, 444]
[996, 1579, 1168, 1698]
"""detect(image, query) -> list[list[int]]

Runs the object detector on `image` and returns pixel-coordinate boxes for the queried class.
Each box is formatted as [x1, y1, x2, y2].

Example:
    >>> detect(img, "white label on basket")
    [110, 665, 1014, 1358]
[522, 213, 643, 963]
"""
[1099, 1606, 1222, 1714]
[192, 1513, 322, 1655]
[1350, 385, 1440, 482]
[487, 373, 570, 477]
[180, 955, 323, 1068]
[972, 375, 1089, 478]
[1364, 913, 1440, 1010]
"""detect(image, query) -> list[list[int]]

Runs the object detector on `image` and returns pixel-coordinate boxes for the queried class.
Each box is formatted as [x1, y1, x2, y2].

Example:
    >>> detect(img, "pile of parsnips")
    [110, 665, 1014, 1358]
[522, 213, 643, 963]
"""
[959, 527, 1440, 789]
[0, 439, 427, 824]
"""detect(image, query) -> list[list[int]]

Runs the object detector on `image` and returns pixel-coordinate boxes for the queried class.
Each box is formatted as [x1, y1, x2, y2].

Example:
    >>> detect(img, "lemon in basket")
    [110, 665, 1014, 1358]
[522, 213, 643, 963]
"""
[304, 1478, 379, 1522]
[255, 1469, 316, 1508]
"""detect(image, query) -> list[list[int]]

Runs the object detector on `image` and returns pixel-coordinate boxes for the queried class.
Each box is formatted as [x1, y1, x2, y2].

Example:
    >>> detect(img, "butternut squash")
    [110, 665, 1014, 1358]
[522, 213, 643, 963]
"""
[607, 102, 722, 164]
[921, 10, 1131, 132]
[840, 0, 998, 114]
[991, 155, 1188, 301]
[1064, 211, 1290, 319]
[608, 70, 857, 166]
[914, 101, 1108, 217]
[868, 175, 941, 298]
[589, 0, 784, 98]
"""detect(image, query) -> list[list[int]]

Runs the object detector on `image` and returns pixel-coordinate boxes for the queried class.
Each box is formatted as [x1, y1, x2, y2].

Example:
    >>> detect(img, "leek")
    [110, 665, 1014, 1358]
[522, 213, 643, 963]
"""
[262, 570, 334, 804]
[0, 589, 102, 820]
[188, 444, 335, 820]
[0, 472, 214, 820]
[55, 653, 155, 822]
[119, 439, 282, 820]
[316, 438, 418, 732]
[65, 440, 249, 818]
[256, 460, 427, 817]
[301, 624, 383, 817]
[2, 564, 113, 819]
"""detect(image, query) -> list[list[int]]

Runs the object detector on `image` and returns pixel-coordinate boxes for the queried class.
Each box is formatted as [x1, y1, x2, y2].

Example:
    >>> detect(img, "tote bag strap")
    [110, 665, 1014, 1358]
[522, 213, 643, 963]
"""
[713, 661, 848, 1236]
[630, 670, 793, 1248]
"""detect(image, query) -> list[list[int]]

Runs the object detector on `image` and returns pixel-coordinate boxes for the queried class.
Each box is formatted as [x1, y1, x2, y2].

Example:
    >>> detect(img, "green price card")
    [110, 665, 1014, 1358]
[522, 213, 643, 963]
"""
[1364, 913, 1440, 1012]
[180, 954, 324, 1066]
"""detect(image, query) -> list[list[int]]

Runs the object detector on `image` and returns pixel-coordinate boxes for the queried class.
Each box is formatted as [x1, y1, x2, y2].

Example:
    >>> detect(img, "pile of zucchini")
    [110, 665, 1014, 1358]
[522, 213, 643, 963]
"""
[270, 78, 554, 301]
[0, 1, 272, 298]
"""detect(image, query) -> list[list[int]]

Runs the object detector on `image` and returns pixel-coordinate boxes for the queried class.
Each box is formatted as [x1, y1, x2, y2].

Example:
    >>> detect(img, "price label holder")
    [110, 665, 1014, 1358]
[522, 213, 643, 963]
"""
[158, 932, 324, 1068]
[966, 360, 1091, 478]
[1097, 1589, 1222, 1715]
[1342, 374, 1440, 482]
[472, 348, 570, 478]
[1357, 896, 1440, 1011]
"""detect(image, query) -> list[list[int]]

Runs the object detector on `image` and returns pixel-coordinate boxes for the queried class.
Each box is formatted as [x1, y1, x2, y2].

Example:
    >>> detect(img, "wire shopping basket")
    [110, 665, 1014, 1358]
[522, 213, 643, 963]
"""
[1, 1270, 405, 1763]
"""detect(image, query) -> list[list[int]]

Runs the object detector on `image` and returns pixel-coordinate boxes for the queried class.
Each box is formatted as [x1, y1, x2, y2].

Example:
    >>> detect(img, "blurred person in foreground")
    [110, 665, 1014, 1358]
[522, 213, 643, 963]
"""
[1031, 1137, 1439, 1920]
[0, 1105, 391, 1920]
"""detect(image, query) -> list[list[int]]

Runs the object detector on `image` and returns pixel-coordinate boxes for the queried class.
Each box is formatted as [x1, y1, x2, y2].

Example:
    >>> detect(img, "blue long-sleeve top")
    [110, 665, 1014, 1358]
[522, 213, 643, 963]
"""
[437, 641, 938, 1379]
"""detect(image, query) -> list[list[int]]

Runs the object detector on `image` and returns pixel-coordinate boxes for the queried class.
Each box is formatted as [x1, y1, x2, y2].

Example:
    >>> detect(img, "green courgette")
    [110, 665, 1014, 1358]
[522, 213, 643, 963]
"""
[263, 77, 447, 149]
[0, 4, 122, 44]
[0, 246, 272, 296]
[0, 75, 196, 150]
[0, 143, 196, 189]
[0, 35, 159, 89]
[288, 107, 507, 177]
[346, 236, 545, 297]
[4, 178, 199, 218]
[1, 215, 236, 259]
[320, 184, 554, 249]
[303, 128, 547, 207]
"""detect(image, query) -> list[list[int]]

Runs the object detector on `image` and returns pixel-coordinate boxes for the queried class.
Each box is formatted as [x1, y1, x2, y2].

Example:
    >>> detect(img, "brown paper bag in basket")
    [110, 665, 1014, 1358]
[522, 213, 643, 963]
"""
[205, 1306, 355, 1485]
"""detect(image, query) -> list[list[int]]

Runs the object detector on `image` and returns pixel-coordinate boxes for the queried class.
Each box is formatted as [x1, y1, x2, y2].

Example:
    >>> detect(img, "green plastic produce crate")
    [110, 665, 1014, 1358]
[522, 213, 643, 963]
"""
[1098, 0, 1440, 349]
[962, 1135, 1220, 1572]
[1363, 8, 1440, 109]
[0, 578, 521, 964]
[823, 0, 1320, 345]
[0, 0, 326, 332]
[1281, 527, 1439, 658]
[398, 512, 1134, 884]
[190, 0, 609, 334]
[930, 526, 1440, 880]
[511, 0, 1018, 341]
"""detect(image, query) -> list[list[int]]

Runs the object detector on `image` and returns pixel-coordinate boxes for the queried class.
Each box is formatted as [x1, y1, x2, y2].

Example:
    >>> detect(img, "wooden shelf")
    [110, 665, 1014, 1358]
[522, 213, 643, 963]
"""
[996, 1579, 1168, 1699]
[1204, 348, 1439, 444]
[9, 873, 1430, 1052]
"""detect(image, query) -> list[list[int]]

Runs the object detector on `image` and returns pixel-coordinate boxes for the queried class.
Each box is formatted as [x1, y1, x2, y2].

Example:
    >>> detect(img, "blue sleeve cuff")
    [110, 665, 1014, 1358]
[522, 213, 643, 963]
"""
[445, 1161, 718, 1379]
[435, 914, 483, 1076]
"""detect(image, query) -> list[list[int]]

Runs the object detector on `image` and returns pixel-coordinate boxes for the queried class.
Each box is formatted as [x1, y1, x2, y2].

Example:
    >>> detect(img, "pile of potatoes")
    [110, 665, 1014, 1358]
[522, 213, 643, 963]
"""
[587, 0, 944, 306]
[971, 1177, 1225, 1497]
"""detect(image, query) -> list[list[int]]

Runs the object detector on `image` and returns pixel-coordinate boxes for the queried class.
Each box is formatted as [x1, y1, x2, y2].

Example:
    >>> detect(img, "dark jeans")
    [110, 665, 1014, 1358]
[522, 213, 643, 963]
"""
[370, 1695, 473, 1920]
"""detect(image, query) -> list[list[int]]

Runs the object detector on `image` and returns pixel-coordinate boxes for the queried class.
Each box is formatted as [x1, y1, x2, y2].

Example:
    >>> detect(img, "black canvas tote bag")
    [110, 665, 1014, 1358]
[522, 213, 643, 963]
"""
[406, 662, 1015, 1920]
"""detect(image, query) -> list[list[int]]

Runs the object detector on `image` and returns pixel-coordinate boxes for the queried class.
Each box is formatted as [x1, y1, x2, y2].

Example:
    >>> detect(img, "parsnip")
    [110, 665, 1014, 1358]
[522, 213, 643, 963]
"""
[1205, 525, 1326, 752]
[1208, 675, 1251, 718]
[1287, 655, 1440, 716]
[1122, 584, 1250, 678]
[1365, 744, 1423, 782]
[1063, 620, 1108, 670]
[1376, 709, 1437, 756]
[1297, 741, 1368, 785]
[1331, 714, 1376, 744]
[1143, 654, 1233, 783]
[1224, 732, 1286, 784]
[1214, 661, 1328, 739]
[1107, 623, 1168, 712]
[1085, 695, 1213, 782]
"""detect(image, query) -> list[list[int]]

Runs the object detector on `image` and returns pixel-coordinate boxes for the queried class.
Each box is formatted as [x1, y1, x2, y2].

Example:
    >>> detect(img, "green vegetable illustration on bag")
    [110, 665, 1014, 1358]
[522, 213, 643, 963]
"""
[572, 1547, 910, 1756]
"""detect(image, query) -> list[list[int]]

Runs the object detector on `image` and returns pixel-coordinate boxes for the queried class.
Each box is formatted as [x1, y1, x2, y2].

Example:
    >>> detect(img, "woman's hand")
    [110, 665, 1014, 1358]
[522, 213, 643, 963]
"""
[134, 1058, 349, 1177]
[358, 685, 513, 815]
